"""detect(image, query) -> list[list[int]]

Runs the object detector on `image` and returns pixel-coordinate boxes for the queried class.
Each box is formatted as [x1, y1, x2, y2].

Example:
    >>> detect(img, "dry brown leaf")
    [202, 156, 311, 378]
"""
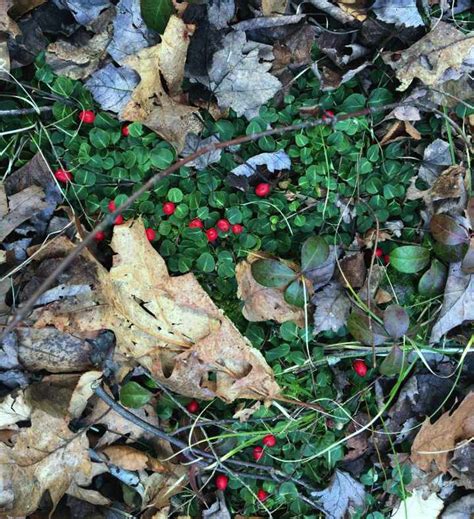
[0, 392, 31, 429]
[361, 228, 392, 249]
[337, 252, 366, 288]
[383, 21, 474, 91]
[380, 120, 421, 145]
[68, 370, 102, 419]
[33, 221, 280, 402]
[46, 29, 112, 80]
[411, 392, 474, 474]
[236, 254, 304, 327]
[0, 0, 20, 36]
[100, 445, 149, 471]
[0, 409, 102, 515]
[261, 0, 288, 15]
[375, 288, 393, 304]
[143, 468, 187, 510]
[121, 15, 202, 151]
[337, 0, 368, 21]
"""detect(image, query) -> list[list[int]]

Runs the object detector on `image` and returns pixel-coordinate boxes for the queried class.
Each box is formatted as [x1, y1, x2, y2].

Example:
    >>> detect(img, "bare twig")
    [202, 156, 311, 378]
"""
[1, 101, 410, 339]
[0, 106, 53, 117]
[306, 0, 359, 25]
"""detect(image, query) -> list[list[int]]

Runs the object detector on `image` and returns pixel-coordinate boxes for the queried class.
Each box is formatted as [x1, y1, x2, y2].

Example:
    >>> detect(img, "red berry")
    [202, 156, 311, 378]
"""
[262, 434, 276, 448]
[353, 359, 368, 377]
[206, 228, 218, 242]
[215, 474, 229, 491]
[216, 219, 230, 232]
[163, 202, 176, 216]
[121, 125, 129, 137]
[145, 228, 156, 241]
[78, 110, 95, 124]
[114, 214, 124, 225]
[252, 446, 264, 461]
[231, 224, 244, 235]
[186, 400, 199, 413]
[257, 489, 269, 501]
[255, 183, 271, 197]
[189, 218, 204, 229]
[54, 168, 73, 184]
[384, 254, 390, 265]
[94, 231, 106, 242]
[375, 247, 383, 258]
[108, 200, 117, 212]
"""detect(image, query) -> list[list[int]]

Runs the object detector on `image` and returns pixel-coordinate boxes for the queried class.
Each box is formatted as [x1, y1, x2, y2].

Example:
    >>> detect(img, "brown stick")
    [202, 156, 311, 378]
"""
[1, 102, 409, 339]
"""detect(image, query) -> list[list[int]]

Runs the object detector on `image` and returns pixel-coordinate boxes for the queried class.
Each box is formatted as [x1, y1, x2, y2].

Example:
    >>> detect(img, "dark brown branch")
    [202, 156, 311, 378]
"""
[0, 106, 53, 116]
[1, 101, 409, 338]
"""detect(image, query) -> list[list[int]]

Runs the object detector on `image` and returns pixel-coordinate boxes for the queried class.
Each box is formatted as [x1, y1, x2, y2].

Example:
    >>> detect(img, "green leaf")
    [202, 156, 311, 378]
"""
[140, 0, 174, 33]
[167, 187, 183, 203]
[151, 147, 174, 169]
[74, 170, 96, 186]
[89, 128, 110, 149]
[341, 93, 366, 112]
[196, 252, 215, 272]
[418, 259, 447, 297]
[379, 346, 407, 377]
[368, 87, 393, 108]
[119, 381, 152, 408]
[390, 246, 430, 274]
[347, 312, 388, 346]
[430, 214, 469, 246]
[301, 236, 329, 271]
[284, 279, 305, 308]
[251, 259, 295, 288]
[433, 241, 469, 263]
[383, 304, 409, 339]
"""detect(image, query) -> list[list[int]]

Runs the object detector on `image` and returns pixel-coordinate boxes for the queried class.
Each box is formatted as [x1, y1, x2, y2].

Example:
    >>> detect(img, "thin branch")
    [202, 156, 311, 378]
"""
[307, 0, 359, 25]
[1, 101, 410, 338]
[0, 106, 53, 117]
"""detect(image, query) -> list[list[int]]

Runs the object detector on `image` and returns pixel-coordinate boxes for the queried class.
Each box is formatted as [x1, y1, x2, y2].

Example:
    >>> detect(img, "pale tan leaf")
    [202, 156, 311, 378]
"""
[68, 370, 102, 419]
[100, 445, 149, 471]
[383, 22, 474, 91]
[391, 489, 444, 519]
[0, 392, 31, 429]
[0, 409, 97, 515]
[261, 0, 288, 15]
[411, 392, 474, 473]
[236, 255, 304, 326]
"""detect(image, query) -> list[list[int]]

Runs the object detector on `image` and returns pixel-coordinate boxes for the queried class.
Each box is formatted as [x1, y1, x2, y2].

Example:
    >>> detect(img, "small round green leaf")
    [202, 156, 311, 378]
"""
[418, 259, 447, 297]
[301, 236, 329, 271]
[251, 259, 295, 288]
[390, 246, 430, 274]
[119, 381, 152, 408]
[284, 279, 305, 308]
[196, 252, 215, 273]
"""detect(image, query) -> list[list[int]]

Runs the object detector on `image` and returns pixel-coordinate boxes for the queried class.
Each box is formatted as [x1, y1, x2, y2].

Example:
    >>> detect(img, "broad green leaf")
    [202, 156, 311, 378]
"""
[347, 312, 388, 346]
[418, 259, 447, 297]
[196, 252, 215, 272]
[379, 346, 406, 377]
[119, 381, 152, 408]
[433, 241, 469, 263]
[341, 93, 366, 112]
[430, 214, 469, 246]
[284, 279, 305, 308]
[390, 246, 430, 274]
[89, 128, 110, 149]
[140, 0, 174, 33]
[251, 259, 295, 288]
[383, 304, 409, 339]
[301, 236, 329, 271]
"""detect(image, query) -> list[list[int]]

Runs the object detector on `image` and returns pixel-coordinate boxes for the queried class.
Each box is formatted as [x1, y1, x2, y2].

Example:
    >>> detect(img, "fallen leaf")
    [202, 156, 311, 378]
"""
[236, 254, 304, 327]
[0, 0, 20, 36]
[120, 16, 202, 151]
[441, 494, 474, 518]
[379, 119, 421, 145]
[430, 262, 474, 342]
[46, 28, 112, 80]
[0, 34, 9, 77]
[100, 445, 149, 471]
[337, 252, 366, 288]
[306, 246, 337, 290]
[202, 493, 231, 519]
[34, 220, 280, 402]
[336, 0, 367, 21]
[0, 392, 31, 429]
[181, 134, 222, 171]
[86, 63, 139, 113]
[261, 0, 288, 15]
[68, 370, 102, 419]
[375, 288, 393, 304]
[208, 30, 281, 119]
[391, 489, 444, 519]
[55, 0, 111, 25]
[449, 442, 474, 489]
[429, 165, 467, 215]
[208, 0, 235, 29]
[0, 409, 101, 515]
[383, 304, 409, 339]
[312, 282, 351, 334]
[372, 0, 424, 27]
[107, 0, 156, 64]
[383, 22, 474, 91]
[411, 392, 474, 473]
[272, 24, 316, 74]
[311, 469, 366, 519]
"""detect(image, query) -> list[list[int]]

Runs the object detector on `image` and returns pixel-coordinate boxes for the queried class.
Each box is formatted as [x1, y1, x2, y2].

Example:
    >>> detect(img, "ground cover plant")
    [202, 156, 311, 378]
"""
[0, 0, 473, 518]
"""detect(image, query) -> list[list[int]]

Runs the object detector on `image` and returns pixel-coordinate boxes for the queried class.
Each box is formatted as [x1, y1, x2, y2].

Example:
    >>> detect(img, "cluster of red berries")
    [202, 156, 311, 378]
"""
[189, 217, 244, 243]
[215, 474, 269, 502]
[374, 247, 390, 265]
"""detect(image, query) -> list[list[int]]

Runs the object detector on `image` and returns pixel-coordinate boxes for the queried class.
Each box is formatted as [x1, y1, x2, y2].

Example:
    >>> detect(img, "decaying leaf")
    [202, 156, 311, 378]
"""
[68, 370, 102, 419]
[261, 0, 288, 15]
[383, 22, 474, 91]
[209, 31, 281, 119]
[100, 445, 150, 471]
[55, 0, 111, 25]
[120, 15, 202, 151]
[379, 119, 421, 145]
[0, 392, 31, 429]
[236, 254, 304, 327]
[0, 409, 104, 515]
[371, 0, 424, 27]
[181, 134, 222, 171]
[312, 282, 351, 334]
[311, 470, 366, 519]
[33, 220, 280, 402]
[430, 262, 474, 342]
[337, 252, 366, 288]
[0, 0, 20, 36]
[46, 28, 112, 80]
[411, 392, 474, 474]
[391, 489, 444, 519]
[202, 494, 232, 519]
[208, 0, 235, 29]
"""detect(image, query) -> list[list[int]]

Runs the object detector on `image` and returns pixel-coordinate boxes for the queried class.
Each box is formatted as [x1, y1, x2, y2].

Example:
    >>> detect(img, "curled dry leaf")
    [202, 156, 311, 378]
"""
[236, 254, 304, 327]
[33, 220, 280, 402]
[0, 392, 31, 429]
[121, 15, 202, 151]
[0, 409, 106, 515]
[68, 370, 102, 419]
[383, 21, 474, 91]
[411, 392, 474, 474]
[312, 282, 351, 334]
[337, 252, 366, 288]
